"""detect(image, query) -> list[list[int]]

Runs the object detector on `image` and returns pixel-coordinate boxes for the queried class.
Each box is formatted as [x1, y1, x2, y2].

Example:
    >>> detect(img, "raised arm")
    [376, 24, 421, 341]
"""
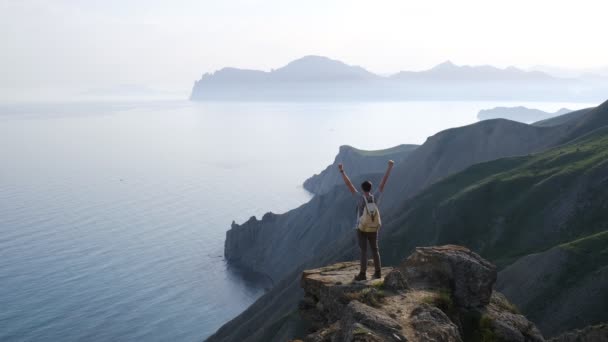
[378, 160, 395, 193]
[338, 163, 358, 194]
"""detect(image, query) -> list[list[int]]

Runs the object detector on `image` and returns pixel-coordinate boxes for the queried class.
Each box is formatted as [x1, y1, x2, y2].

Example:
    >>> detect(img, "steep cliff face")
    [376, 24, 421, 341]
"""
[298, 245, 545, 342]
[303, 144, 418, 195]
[224, 187, 359, 282]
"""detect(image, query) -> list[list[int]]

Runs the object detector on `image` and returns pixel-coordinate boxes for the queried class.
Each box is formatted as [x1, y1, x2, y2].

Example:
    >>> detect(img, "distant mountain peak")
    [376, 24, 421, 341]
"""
[432, 60, 458, 70]
[389, 60, 556, 82]
[291, 55, 334, 63]
[430, 62, 534, 74]
[272, 55, 377, 81]
[278, 55, 348, 70]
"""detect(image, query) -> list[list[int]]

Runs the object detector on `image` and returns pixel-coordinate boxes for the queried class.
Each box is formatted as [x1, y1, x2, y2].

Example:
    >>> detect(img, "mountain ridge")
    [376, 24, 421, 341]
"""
[224, 100, 608, 288]
[189, 56, 608, 101]
[198, 56, 559, 83]
[209, 100, 608, 341]
[224, 118, 568, 283]
[391, 60, 555, 81]
[303, 144, 418, 195]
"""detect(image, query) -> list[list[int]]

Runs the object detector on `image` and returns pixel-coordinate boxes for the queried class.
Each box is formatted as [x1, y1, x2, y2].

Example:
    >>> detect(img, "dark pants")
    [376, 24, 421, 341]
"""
[357, 230, 381, 274]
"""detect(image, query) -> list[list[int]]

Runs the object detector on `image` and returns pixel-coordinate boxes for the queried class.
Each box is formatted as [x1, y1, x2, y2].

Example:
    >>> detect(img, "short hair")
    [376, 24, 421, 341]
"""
[361, 180, 372, 192]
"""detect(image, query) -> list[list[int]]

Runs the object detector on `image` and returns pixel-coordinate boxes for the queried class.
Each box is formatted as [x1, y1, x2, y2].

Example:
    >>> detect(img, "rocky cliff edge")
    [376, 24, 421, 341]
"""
[297, 245, 545, 342]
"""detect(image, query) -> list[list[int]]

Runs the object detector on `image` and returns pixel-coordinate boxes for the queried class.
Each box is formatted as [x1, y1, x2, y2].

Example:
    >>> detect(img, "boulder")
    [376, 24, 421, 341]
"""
[383, 269, 408, 292]
[337, 301, 407, 342]
[485, 292, 545, 342]
[409, 303, 462, 342]
[399, 245, 496, 309]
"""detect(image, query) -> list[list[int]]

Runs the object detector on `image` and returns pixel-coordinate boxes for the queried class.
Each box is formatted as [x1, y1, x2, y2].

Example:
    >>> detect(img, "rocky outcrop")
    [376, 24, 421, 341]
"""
[303, 145, 418, 195]
[408, 303, 461, 342]
[298, 246, 544, 342]
[549, 323, 608, 342]
[399, 245, 497, 309]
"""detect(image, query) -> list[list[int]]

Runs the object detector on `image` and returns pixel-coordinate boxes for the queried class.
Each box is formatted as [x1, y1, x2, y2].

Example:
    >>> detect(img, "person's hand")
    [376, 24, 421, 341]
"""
[338, 163, 344, 172]
[388, 160, 394, 167]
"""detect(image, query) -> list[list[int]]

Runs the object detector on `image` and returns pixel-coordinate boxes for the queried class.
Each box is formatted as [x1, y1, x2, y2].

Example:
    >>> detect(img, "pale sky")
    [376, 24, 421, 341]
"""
[1, 0, 607, 99]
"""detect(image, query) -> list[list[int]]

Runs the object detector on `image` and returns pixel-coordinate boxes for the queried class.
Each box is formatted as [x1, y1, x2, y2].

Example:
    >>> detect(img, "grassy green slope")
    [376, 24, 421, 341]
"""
[382, 126, 608, 268]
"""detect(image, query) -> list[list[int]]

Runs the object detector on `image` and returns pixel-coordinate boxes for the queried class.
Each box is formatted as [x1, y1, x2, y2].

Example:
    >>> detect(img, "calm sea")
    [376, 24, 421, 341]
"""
[0, 100, 593, 341]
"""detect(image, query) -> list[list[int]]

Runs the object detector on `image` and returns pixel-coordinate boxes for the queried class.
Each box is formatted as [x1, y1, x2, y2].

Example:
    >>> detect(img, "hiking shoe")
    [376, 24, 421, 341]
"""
[373, 271, 382, 279]
[354, 273, 367, 281]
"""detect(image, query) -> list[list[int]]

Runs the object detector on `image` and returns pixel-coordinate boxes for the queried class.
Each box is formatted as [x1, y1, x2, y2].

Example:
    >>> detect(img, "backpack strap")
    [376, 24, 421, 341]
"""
[357, 193, 375, 220]
[363, 194, 377, 222]
[362, 194, 377, 221]
[362, 193, 374, 204]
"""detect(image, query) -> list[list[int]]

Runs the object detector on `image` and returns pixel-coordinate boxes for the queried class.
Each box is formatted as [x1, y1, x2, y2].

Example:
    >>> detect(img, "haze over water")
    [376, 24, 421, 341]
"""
[0, 100, 594, 341]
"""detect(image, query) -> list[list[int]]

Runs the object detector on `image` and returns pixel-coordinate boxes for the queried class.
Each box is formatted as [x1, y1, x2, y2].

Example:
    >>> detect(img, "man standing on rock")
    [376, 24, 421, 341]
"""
[338, 160, 394, 280]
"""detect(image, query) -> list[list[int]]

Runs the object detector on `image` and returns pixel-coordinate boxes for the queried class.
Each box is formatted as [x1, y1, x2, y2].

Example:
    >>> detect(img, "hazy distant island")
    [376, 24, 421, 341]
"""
[190, 55, 608, 102]
[478, 106, 572, 123]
